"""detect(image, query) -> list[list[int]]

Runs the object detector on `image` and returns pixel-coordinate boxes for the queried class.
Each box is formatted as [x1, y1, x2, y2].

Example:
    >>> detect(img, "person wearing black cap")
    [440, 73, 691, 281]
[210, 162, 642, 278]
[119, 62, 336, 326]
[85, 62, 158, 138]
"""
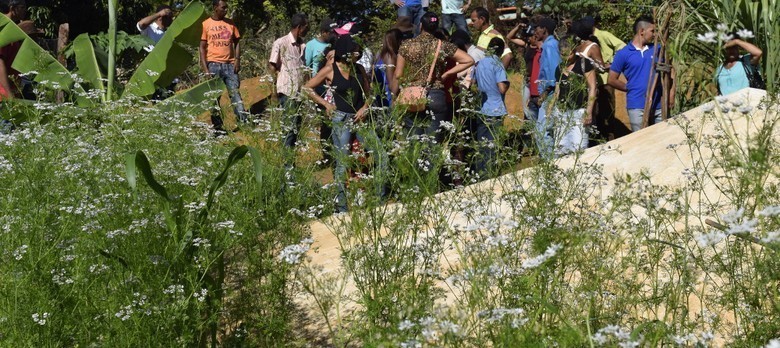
[303, 35, 389, 213]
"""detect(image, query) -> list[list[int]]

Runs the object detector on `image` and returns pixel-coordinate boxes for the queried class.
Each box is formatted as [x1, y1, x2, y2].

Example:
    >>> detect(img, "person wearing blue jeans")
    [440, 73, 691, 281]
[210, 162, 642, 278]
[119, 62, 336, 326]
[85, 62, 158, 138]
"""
[207, 62, 247, 130]
[304, 35, 388, 213]
[441, 0, 470, 33]
[330, 111, 389, 212]
[391, 0, 428, 37]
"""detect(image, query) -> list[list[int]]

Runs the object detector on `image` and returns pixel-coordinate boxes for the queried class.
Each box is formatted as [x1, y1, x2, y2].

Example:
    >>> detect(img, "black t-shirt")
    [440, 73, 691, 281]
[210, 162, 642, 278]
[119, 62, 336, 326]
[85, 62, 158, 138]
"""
[556, 56, 595, 110]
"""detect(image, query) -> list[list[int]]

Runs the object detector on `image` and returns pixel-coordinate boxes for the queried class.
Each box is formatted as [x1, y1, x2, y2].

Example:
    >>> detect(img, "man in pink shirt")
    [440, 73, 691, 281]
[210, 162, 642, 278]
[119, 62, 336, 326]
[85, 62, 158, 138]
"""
[269, 13, 309, 161]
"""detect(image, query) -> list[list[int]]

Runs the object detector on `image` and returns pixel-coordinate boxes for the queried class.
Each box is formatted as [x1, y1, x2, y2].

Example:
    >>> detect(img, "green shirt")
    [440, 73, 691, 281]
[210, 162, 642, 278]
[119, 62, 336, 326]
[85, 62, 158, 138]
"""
[594, 28, 626, 84]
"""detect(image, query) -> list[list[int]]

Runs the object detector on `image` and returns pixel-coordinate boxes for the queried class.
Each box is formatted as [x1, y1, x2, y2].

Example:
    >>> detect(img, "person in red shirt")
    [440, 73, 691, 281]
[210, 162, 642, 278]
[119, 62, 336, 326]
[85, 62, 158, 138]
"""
[0, 0, 29, 100]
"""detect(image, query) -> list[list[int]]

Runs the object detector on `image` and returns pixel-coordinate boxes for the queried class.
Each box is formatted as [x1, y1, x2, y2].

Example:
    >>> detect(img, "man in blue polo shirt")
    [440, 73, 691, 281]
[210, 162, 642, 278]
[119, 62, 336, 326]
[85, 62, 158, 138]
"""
[390, 0, 428, 37]
[608, 15, 662, 132]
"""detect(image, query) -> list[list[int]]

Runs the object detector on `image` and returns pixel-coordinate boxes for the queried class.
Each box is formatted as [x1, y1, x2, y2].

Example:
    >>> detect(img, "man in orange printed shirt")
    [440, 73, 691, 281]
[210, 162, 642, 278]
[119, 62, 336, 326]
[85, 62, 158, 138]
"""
[199, 0, 247, 130]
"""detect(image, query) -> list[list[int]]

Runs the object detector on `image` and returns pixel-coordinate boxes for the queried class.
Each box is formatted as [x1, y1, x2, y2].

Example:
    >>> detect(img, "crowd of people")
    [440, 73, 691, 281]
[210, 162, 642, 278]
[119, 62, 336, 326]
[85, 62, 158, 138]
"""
[188, 0, 766, 212]
[0, 0, 766, 212]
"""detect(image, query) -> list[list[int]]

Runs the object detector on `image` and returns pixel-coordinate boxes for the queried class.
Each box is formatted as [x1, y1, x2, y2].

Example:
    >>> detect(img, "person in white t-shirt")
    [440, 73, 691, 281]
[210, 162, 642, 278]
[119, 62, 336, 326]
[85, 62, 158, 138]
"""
[137, 5, 173, 48]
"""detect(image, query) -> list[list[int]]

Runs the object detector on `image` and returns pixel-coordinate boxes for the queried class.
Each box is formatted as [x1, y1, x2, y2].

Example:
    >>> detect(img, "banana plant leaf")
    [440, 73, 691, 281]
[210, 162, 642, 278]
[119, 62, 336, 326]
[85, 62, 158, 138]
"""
[155, 77, 225, 115]
[0, 14, 92, 106]
[72, 33, 105, 98]
[123, 1, 208, 98]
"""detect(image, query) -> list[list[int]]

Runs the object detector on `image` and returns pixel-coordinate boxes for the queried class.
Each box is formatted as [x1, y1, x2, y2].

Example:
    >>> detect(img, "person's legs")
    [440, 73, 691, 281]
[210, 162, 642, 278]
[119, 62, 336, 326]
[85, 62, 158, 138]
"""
[425, 89, 448, 145]
[554, 108, 586, 156]
[535, 99, 553, 159]
[441, 13, 453, 33]
[223, 63, 248, 124]
[627, 108, 643, 132]
[207, 63, 225, 132]
[452, 13, 468, 33]
[281, 95, 303, 149]
[330, 111, 353, 213]
[355, 123, 389, 200]
[409, 5, 424, 37]
[472, 115, 502, 179]
[652, 108, 662, 126]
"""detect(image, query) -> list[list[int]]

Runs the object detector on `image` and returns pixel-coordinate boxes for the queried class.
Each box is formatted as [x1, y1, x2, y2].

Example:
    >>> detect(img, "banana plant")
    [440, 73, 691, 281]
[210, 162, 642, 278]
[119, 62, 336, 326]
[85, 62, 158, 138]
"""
[0, 14, 93, 106]
[123, 0, 209, 98]
[2, 1, 219, 109]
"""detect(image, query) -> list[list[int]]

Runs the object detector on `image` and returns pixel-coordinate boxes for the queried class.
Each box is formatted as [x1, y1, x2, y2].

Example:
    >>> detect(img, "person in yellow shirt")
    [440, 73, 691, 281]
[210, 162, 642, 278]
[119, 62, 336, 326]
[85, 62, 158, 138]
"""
[585, 15, 627, 140]
[469, 7, 513, 68]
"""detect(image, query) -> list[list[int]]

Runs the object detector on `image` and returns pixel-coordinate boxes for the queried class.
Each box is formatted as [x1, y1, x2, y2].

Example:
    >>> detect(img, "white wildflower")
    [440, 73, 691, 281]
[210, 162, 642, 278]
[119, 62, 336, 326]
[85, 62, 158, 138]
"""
[194, 288, 208, 302]
[695, 231, 727, 247]
[696, 32, 717, 43]
[278, 238, 314, 265]
[719, 32, 734, 42]
[765, 339, 780, 348]
[736, 29, 754, 39]
[13, 244, 28, 260]
[522, 244, 562, 269]
[757, 206, 780, 216]
[32, 312, 49, 325]
[716, 23, 729, 32]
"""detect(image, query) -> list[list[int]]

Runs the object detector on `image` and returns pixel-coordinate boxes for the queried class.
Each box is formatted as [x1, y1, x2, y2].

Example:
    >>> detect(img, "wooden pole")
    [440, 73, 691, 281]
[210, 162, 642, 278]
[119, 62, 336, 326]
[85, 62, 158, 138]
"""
[56, 23, 69, 103]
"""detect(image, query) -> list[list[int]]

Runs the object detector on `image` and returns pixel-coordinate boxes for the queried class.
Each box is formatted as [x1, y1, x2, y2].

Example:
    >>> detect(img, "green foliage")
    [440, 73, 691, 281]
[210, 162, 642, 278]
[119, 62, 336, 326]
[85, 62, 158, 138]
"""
[0, 14, 91, 105]
[72, 34, 106, 98]
[124, 1, 209, 98]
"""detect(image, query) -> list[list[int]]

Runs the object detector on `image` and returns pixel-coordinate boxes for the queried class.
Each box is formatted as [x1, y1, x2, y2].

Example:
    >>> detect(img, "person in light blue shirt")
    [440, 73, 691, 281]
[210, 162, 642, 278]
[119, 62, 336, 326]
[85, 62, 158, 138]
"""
[304, 18, 336, 76]
[441, 0, 470, 33]
[533, 16, 559, 158]
[472, 37, 509, 179]
[716, 35, 763, 96]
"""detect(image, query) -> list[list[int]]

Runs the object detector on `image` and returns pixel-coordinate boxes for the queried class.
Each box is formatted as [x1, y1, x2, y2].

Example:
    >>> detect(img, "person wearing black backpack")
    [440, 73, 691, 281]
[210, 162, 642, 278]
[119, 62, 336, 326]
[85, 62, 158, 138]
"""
[717, 34, 763, 96]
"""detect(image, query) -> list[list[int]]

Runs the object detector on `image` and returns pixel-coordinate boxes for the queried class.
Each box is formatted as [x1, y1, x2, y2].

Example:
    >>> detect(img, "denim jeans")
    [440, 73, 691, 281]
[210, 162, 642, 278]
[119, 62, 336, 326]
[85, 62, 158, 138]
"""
[208, 62, 247, 129]
[397, 4, 425, 37]
[441, 13, 468, 33]
[402, 89, 449, 145]
[471, 115, 503, 179]
[534, 98, 554, 159]
[331, 110, 389, 213]
[627, 108, 662, 132]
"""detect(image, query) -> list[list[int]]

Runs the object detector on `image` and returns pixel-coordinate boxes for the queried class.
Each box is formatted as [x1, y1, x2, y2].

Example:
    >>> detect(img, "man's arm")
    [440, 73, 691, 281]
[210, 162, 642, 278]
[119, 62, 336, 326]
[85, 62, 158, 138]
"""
[501, 51, 513, 69]
[268, 41, 280, 76]
[607, 70, 626, 92]
[462, 0, 471, 12]
[726, 39, 762, 66]
[199, 40, 209, 74]
[137, 8, 171, 31]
